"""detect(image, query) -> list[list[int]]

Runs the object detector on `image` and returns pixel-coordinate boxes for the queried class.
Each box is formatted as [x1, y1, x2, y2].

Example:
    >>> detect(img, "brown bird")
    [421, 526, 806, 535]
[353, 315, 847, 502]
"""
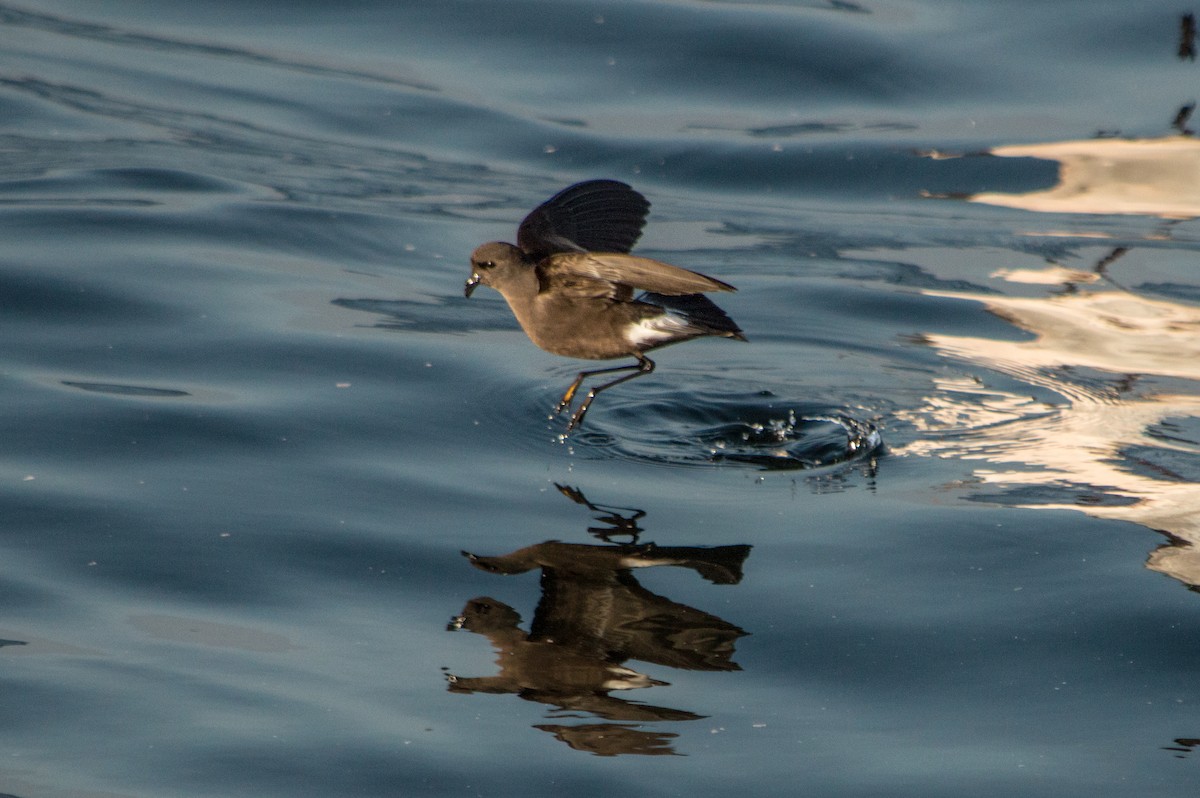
[464, 180, 745, 430]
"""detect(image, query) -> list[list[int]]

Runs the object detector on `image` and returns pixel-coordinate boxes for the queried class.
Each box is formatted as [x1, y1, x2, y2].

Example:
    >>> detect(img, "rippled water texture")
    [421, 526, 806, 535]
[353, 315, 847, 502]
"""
[3, 2, 1200, 797]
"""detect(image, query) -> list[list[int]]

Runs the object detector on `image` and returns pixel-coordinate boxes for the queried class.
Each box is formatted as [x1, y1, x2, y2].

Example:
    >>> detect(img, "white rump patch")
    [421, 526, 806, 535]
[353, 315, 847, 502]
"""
[601, 665, 658, 691]
[624, 312, 694, 347]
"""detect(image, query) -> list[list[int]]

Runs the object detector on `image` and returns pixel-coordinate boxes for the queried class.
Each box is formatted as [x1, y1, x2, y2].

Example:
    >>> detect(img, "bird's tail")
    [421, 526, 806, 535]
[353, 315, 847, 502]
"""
[638, 292, 746, 341]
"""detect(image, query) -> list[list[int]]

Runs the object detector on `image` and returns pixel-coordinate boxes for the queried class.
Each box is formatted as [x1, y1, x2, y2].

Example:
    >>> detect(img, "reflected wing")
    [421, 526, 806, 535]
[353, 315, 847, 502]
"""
[517, 180, 650, 260]
[543, 252, 736, 296]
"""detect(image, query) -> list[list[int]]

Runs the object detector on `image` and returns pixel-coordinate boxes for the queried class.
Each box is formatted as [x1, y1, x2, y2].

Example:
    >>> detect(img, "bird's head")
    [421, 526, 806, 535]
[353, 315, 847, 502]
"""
[465, 241, 527, 298]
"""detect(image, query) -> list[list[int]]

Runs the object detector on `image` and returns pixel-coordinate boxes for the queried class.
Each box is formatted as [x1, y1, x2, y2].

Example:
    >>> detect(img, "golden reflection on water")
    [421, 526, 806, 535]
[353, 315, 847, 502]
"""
[912, 132, 1200, 586]
[896, 273, 1200, 588]
[969, 136, 1200, 219]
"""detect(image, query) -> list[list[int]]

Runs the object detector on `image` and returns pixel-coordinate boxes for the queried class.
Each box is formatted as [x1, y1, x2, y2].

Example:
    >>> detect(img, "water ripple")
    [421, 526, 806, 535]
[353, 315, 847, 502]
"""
[566, 389, 883, 470]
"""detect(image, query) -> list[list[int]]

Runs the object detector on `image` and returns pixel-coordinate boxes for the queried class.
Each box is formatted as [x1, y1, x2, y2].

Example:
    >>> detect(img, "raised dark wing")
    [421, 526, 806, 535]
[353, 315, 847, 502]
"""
[542, 252, 736, 296]
[517, 180, 650, 261]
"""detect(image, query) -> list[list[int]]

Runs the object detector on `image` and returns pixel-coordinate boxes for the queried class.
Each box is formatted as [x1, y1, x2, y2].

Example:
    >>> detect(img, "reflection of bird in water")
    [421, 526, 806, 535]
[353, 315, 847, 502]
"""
[453, 540, 750, 671]
[447, 595, 691, 724]
[533, 723, 680, 757]
[554, 482, 646, 542]
[446, 483, 751, 755]
[465, 539, 749, 586]
[471, 541, 748, 668]
[464, 180, 745, 430]
[446, 540, 750, 748]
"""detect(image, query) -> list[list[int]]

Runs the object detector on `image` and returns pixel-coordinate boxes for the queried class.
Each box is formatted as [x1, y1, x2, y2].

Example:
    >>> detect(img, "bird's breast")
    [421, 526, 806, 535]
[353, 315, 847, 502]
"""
[516, 297, 639, 361]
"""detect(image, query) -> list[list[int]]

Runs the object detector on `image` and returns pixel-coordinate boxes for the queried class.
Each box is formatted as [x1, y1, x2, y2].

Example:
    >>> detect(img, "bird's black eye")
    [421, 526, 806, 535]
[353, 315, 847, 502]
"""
[478, 260, 495, 269]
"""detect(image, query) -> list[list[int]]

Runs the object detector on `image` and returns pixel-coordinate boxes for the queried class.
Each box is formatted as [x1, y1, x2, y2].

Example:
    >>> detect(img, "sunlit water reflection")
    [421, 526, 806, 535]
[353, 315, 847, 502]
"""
[897, 268, 1200, 587]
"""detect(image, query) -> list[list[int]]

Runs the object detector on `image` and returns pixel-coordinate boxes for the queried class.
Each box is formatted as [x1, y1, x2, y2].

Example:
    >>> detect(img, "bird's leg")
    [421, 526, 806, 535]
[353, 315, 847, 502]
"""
[554, 361, 646, 415]
[567, 356, 655, 431]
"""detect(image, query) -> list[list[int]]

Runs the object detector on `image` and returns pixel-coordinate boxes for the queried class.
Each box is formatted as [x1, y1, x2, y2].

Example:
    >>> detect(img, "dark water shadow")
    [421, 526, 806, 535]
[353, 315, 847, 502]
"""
[1163, 736, 1200, 759]
[445, 485, 751, 756]
[61, 380, 190, 398]
[692, 0, 871, 12]
[333, 295, 513, 335]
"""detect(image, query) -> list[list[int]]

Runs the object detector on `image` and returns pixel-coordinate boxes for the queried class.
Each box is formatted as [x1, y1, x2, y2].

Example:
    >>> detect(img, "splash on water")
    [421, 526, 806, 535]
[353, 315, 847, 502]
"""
[567, 389, 883, 471]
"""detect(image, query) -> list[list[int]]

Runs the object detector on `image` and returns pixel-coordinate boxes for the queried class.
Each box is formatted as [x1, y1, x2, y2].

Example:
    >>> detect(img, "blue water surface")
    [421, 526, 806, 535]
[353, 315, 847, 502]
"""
[2, 1, 1200, 796]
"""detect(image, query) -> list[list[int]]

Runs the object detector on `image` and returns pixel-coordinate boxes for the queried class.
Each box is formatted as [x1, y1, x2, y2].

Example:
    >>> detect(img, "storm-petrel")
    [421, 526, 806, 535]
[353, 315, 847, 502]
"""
[464, 180, 745, 430]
